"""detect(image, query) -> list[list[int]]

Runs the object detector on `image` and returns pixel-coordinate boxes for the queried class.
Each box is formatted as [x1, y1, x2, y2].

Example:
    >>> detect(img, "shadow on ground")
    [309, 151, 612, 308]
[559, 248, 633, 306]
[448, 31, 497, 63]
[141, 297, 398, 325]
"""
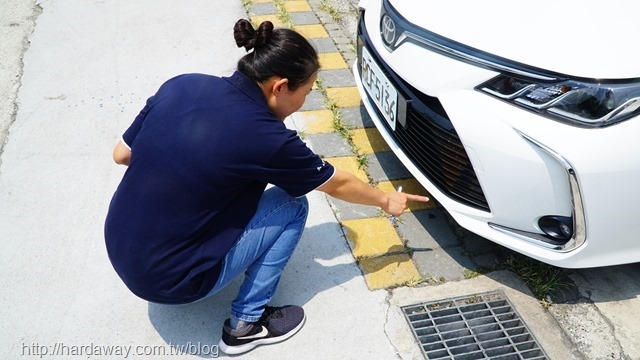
[146, 221, 359, 356]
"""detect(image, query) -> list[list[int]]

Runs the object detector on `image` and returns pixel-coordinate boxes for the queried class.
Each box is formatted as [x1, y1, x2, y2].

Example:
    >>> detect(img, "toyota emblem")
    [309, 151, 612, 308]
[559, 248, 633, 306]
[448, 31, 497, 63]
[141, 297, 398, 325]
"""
[381, 14, 396, 46]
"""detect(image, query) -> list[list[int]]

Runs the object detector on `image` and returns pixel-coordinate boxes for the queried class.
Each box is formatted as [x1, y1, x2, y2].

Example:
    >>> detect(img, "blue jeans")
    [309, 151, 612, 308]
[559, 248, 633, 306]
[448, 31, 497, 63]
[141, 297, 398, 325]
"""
[203, 187, 309, 323]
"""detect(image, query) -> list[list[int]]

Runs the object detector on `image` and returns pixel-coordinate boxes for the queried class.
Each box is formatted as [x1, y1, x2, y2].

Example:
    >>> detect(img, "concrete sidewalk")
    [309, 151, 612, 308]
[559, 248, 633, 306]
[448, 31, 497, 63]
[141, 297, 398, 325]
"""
[0, 1, 403, 359]
[1, 0, 639, 359]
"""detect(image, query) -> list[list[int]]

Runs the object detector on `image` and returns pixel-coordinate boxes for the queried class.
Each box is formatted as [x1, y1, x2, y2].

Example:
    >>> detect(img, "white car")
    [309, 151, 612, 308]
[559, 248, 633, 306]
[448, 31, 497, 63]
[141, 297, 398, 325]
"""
[353, 0, 640, 268]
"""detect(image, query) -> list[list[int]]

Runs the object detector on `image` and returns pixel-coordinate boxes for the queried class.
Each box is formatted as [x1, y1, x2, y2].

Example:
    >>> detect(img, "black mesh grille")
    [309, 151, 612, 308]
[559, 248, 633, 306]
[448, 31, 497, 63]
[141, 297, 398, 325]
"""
[358, 25, 490, 212]
[394, 96, 489, 212]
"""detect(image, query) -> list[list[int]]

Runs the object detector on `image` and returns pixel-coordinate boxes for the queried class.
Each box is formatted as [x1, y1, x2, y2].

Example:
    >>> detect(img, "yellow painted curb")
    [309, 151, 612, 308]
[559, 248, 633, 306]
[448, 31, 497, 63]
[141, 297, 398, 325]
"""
[325, 156, 368, 183]
[326, 87, 361, 108]
[250, 14, 284, 27]
[350, 128, 391, 154]
[318, 52, 348, 70]
[284, 1, 312, 12]
[246, 0, 429, 292]
[297, 110, 335, 134]
[342, 217, 404, 259]
[359, 254, 421, 290]
[377, 179, 436, 211]
[295, 24, 329, 39]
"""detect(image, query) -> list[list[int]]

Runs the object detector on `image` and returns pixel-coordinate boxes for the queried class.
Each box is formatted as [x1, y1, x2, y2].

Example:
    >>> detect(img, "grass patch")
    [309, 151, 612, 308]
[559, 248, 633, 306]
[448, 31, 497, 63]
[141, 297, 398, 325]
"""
[241, 0, 253, 9]
[356, 153, 368, 170]
[404, 277, 426, 287]
[463, 268, 484, 279]
[502, 254, 572, 302]
[273, 0, 295, 29]
[314, 77, 372, 173]
[320, 0, 343, 22]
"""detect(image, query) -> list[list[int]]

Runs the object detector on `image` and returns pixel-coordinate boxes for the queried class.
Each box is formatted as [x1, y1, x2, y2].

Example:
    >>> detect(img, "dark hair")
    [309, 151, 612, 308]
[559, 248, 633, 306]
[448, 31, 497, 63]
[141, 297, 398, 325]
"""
[233, 19, 320, 90]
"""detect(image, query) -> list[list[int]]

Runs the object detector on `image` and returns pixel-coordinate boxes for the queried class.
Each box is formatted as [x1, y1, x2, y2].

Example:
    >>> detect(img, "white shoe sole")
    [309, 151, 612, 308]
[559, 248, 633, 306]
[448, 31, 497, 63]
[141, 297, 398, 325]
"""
[218, 314, 306, 355]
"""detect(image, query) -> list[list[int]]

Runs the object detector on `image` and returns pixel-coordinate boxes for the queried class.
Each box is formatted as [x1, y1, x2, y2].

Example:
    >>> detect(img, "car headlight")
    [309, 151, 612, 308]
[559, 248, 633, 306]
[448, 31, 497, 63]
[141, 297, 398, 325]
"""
[479, 75, 640, 127]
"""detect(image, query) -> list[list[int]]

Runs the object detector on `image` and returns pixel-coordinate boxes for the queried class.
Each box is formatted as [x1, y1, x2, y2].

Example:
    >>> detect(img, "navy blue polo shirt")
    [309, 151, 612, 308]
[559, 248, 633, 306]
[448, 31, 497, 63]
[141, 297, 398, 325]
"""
[104, 71, 334, 304]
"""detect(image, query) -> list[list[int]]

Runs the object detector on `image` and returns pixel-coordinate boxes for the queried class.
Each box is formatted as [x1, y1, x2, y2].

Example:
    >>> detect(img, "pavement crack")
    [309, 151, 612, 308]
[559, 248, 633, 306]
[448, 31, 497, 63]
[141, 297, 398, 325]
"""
[0, 1, 42, 167]
[551, 297, 627, 360]
[382, 290, 403, 360]
[590, 299, 631, 360]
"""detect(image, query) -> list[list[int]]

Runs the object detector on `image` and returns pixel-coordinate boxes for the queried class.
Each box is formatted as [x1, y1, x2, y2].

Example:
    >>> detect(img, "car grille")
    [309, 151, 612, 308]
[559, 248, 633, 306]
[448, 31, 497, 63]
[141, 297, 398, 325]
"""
[358, 21, 490, 212]
[394, 86, 490, 212]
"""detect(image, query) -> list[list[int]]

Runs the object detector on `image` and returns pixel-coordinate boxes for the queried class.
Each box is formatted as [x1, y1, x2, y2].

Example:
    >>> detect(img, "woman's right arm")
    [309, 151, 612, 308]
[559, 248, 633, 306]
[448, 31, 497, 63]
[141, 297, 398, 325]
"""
[317, 169, 429, 217]
[112, 140, 131, 166]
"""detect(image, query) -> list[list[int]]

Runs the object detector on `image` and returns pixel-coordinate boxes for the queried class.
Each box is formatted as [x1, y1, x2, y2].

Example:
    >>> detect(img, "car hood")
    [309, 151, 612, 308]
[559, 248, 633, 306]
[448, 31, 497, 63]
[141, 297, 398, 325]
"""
[389, 0, 640, 80]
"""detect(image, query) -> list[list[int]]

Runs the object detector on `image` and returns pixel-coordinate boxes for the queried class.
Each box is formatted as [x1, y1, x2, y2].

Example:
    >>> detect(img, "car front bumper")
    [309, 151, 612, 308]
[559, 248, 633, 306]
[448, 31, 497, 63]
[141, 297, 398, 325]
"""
[353, 2, 640, 268]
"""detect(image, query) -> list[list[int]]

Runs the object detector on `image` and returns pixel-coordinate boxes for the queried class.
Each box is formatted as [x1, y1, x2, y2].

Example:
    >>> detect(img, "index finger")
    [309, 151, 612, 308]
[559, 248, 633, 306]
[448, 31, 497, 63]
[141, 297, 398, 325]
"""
[405, 193, 430, 203]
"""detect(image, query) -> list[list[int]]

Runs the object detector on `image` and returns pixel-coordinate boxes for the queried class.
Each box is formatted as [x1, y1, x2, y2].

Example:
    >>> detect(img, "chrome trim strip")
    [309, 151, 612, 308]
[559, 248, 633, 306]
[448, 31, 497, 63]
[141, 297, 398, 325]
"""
[488, 223, 563, 251]
[482, 84, 535, 100]
[490, 132, 587, 252]
[379, 0, 560, 82]
[400, 32, 558, 81]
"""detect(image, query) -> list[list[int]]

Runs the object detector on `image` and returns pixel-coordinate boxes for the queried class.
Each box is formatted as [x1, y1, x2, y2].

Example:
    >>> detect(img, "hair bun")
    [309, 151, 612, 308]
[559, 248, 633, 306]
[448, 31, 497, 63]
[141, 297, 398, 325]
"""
[233, 19, 273, 52]
[254, 21, 274, 48]
[233, 19, 256, 51]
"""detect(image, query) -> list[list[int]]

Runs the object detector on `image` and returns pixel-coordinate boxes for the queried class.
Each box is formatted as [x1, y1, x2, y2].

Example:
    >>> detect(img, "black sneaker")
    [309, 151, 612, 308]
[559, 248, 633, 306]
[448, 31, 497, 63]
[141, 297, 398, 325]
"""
[218, 305, 306, 355]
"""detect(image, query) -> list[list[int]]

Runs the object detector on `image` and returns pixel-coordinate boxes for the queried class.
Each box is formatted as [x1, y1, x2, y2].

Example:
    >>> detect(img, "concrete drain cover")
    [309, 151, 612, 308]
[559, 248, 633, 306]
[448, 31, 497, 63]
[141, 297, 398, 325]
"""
[401, 290, 548, 359]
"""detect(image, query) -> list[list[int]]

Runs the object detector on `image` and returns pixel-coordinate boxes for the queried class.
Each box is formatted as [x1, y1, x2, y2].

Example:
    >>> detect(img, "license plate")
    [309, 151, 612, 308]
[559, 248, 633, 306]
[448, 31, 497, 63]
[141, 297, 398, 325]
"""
[360, 46, 399, 130]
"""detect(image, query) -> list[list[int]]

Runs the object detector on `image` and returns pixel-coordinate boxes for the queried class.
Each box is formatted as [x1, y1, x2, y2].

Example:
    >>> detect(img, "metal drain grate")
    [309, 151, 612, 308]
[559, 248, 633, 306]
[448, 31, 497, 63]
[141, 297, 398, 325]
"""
[402, 290, 548, 360]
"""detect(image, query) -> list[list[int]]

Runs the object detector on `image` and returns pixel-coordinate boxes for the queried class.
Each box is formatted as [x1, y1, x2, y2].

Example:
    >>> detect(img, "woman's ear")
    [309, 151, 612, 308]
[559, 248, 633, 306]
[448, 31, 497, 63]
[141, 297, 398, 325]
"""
[272, 78, 289, 96]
